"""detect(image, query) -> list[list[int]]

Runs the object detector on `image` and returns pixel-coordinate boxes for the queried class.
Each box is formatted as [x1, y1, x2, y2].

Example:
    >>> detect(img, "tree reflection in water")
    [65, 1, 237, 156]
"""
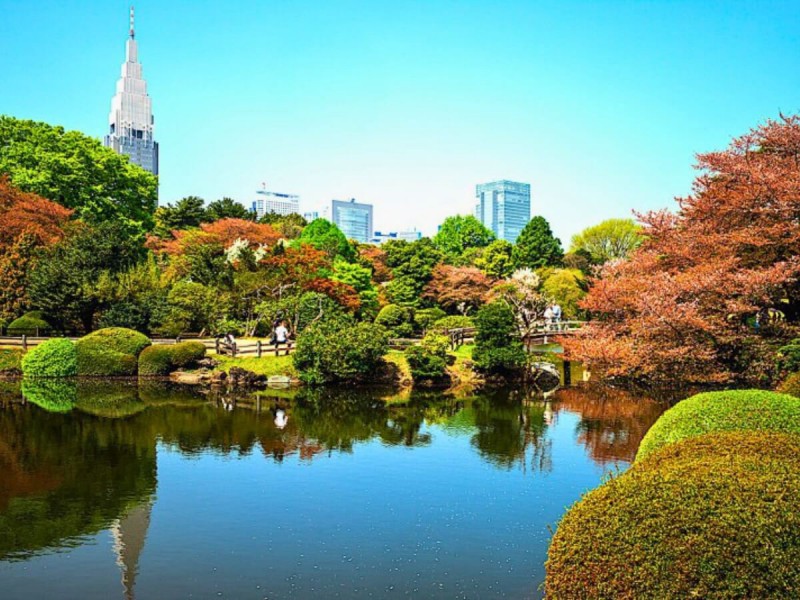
[553, 386, 672, 465]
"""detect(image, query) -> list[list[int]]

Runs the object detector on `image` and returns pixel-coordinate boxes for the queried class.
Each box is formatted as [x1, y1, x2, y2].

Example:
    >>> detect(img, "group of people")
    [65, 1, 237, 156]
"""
[543, 303, 563, 330]
[218, 320, 290, 350]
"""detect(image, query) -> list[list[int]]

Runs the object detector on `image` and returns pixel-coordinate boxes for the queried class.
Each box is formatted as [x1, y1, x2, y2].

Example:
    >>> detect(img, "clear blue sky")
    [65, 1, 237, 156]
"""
[1, 1, 798, 242]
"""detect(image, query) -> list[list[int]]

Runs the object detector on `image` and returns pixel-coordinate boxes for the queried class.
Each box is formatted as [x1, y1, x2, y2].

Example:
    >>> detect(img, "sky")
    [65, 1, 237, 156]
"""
[1, 1, 799, 242]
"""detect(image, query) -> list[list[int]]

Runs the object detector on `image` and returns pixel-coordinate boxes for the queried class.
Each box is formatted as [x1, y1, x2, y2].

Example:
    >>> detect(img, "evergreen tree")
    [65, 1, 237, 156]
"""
[512, 216, 563, 269]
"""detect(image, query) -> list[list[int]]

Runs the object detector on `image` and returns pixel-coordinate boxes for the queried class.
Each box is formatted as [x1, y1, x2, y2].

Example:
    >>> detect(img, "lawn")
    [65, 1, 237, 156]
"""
[0, 348, 23, 373]
[212, 353, 298, 379]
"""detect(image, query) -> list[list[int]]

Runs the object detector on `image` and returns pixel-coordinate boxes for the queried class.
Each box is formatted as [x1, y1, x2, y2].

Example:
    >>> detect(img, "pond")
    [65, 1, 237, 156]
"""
[0, 380, 669, 599]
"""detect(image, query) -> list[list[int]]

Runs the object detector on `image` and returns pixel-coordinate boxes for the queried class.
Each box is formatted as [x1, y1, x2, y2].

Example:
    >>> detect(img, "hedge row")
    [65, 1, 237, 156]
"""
[138, 341, 206, 376]
[545, 432, 800, 598]
[636, 389, 800, 461]
[546, 390, 800, 598]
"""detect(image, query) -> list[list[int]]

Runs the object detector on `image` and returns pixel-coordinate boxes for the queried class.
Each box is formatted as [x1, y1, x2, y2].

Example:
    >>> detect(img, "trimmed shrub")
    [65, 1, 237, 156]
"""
[546, 432, 800, 599]
[414, 307, 446, 333]
[76, 327, 151, 357]
[76, 348, 138, 377]
[405, 346, 447, 381]
[293, 319, 388, 385]
[21, 338, 77, 377]
[777, 372, 800, 397]
[636, 389, 800, 461]
[472, 301, 526, 374]
[8, 311, 51, 335]
[777, 338, 800, 373]
[374, 304, 414, 338]
[21, 378, 77, 412]
[431, 315, 474, 332]
[138, 342, 206, 376]
[0, 348, 24, 374]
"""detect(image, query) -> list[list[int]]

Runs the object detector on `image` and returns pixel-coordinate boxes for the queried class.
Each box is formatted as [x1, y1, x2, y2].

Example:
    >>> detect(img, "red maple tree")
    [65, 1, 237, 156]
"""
[149, 218, 281, 255]
[565, 115, 800, 384]
[422, 264, 494, 314]
[0, 176, 71, 249]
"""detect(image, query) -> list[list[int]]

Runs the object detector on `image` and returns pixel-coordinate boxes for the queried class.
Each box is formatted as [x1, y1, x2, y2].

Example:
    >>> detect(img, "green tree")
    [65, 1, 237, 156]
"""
[383, 238, 444, 306]
[476, 239, 514, 278]
[473, 300, 527, 374]
[153, 196, 206, 236]
[297, 219, 355, 261]
[540, 268, 587, 318]
[155, 281, 224, 336]
[0, 116, 157, 231]
[512, 216, 563, 269]
[259, 212, 308, 239]
[27, 222, 145, 332]
[205, 197, 254, 222]
[433, 215, 495, 260]
[569, 218, 643, 264]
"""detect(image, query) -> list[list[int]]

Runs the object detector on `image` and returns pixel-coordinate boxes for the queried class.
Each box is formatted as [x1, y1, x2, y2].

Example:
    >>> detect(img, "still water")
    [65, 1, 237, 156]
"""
[0, 380, 667, 599]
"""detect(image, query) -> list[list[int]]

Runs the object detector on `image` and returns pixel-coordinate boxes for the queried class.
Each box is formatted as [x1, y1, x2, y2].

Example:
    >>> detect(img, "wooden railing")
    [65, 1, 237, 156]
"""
[215, 339, 295, 358]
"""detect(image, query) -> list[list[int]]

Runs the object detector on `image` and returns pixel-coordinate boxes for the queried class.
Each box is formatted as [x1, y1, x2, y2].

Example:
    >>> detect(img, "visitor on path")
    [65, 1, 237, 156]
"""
[552, 303, 562, 329]
[544, 306, 554, 330]
[224, 332, 237, 353]
[273, 321, 289, 346]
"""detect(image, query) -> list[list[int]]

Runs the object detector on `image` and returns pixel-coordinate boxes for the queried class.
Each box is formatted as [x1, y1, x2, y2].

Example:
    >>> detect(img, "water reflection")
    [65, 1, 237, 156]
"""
[0, 381, 671, 599]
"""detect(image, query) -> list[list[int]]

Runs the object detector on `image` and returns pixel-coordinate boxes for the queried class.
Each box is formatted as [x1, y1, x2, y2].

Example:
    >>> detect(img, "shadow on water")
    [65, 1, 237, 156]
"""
[0, 378, 677, 598]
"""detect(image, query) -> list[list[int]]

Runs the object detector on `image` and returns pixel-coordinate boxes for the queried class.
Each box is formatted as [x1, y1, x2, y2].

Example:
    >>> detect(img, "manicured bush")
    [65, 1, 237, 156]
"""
[138, 341, 206, 376]
[76, 327, 151, 357]
[472, 301, 526, 374]
[413, 307, 446, 333]
[21, 338, 77, 377]
[76, 348, 138, 377]
[431, 315, 474, 332]
[545, 432, 800, 599]
[405, 345, 448, 381]
[374, 304, 414, 338]
[777, 338, 800, 373]
[777, 372, 800, 397]
[293, 319, 388, 384]
[0, 348, 24, 374]
[21, 378, 76, 412]
[8, 311, 51, 335]
[636, 389, 800, 461]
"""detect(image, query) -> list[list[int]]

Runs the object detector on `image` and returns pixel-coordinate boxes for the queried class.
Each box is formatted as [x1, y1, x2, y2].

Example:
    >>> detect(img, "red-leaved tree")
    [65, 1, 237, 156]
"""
[565, 115, 800, 385]
[422, 265, 494, 314]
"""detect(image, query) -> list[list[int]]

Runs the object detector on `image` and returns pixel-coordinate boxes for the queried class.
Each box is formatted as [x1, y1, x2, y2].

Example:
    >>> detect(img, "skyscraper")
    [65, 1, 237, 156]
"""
[104, 6, 159, 179]
[475, 180, 531, 243]
[331, 199, 373, 243]
[252, 188, 300, 219]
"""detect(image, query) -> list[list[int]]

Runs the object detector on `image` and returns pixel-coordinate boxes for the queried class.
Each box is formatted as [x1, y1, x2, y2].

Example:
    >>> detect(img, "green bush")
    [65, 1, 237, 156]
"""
[21, 378, 77, 412]
[21, 338, 77, 377]
[0, 348, 24, 374]
[8, 311, 51, 335]
[472, 301, 526, 374]
[431, 315, 474, 332]
[76, 348, 138, 377]
[375, 304, 414, 338]
[293, 319, 388, 384]
[76, 327, 151, 357]
[777, 338, 800, 373]
[138, 342, 206, 376]
[636, 389, 800, 461]
[414, 307, 446, 333]
[405, 345, 448, 381]
[546, 432, 800, 599]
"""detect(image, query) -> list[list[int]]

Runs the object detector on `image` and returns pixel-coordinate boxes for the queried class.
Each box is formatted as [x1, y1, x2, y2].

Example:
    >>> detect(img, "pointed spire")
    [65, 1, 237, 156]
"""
[129, 5, 135, 39]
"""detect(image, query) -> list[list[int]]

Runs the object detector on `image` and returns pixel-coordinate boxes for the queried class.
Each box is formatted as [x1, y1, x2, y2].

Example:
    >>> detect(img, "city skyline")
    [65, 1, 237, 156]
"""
[2, 1, 798, 241]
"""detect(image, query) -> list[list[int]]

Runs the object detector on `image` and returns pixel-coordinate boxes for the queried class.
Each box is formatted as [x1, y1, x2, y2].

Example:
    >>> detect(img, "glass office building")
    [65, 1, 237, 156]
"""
[332, 199, 374, 243]
[475, 180, 531, 243]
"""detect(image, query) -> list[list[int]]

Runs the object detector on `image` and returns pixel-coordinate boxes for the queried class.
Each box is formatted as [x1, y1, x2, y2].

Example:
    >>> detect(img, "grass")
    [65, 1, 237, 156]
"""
[384, 350, 413, 385]
[213, 353, 298, 379]
[0, 348, 23, 373]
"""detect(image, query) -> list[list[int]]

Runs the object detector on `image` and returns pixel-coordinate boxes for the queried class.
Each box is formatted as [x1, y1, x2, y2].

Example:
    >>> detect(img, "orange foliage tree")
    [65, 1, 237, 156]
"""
[422, 265, 494, 314]
[0, 178, 72, 320]
[565, 115, 800, 385]
[149, 218, 281, 255]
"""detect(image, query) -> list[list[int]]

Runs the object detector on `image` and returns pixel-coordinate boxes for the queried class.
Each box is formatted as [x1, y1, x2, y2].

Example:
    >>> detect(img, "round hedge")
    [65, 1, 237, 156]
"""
[21, 338, 77, 377]
[636, 389, 800, 461]
[76, 348, 138, 377]
[76, 327, 151, 357]
[8, 311, 50, 335]
[138, 341, 206, 376]
[545, 432, 800, 599]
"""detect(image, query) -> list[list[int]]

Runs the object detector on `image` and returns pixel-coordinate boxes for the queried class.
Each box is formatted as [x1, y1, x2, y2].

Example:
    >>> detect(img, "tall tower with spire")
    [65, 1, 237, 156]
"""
[104, 6, 159, 179]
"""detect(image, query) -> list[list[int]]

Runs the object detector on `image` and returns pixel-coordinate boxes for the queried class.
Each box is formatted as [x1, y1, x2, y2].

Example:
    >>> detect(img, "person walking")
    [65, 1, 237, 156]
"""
[543, 305, 554, 330]
[552, 303, 562, 330]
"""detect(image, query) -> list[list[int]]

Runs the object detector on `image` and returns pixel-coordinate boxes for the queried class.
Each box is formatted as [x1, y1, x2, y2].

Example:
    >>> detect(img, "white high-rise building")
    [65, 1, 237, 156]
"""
[475, 180, 531, 243]
[252, 189, 300, 219]
[104, 6, 159, 178]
